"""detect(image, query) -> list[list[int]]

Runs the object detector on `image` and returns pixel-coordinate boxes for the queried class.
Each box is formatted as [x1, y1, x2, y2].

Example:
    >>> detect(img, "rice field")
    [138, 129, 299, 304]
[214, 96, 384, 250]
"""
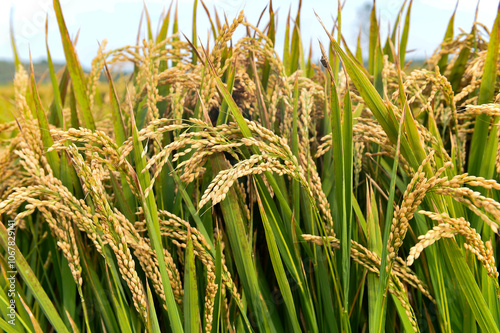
[1, 0, 500, 332]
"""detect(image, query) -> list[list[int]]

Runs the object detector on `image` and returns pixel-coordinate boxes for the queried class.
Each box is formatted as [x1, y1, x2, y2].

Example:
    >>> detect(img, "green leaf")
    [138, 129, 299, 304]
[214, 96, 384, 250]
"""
[316, 14, 420, 169]
[9, 10, 21, 69]
[143, 5, 154, 42]
[210, 239, 223, 333]
[399, 0, 412, 66]
[45, 19, 64, 128]
[0, 223, 70, 333]
[29, 56, 61, 177]
[79, 244, 122, 333]
[184, 232, 200, 333]
[283, 7, 291, 74]
[191, 0, 198, 65]
[255, 191, 302, 333]
[147, 283, 162, 333]
[261, 1, 275, 89]
[368, 3, 378, 76]
[157, 2, 173, 43]
[131, 113, 184, 333]
[211, 155, 278, 333]
[289, 0, 303, 75]
[366, 187, 382, 331]
[103, 61, 127, 146]
[443, 239, 500, 333]
[0, 317, 20, 333]
[341, 84, 353, 320]
[437, 2, 458, 72]
[199, 0, 218, 40]
[355, 29, 363, 64]
[468, 4, 500, 176]
[53, 0, 95, 130]
[373, 101, 407, 333]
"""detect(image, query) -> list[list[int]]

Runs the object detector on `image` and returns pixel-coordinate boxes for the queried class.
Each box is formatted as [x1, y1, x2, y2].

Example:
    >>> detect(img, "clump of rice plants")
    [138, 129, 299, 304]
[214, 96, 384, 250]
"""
[1, 0, 500, 332]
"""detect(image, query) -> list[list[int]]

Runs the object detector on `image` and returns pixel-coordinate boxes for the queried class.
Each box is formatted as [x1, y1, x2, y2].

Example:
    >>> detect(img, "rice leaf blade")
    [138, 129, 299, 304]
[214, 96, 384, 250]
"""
[0, 223, 70, 333]
[184, 231, 200, 333]
[468, 4, 500, 175]
[131, 116, 184, 333]
[53, 0, 95, 130]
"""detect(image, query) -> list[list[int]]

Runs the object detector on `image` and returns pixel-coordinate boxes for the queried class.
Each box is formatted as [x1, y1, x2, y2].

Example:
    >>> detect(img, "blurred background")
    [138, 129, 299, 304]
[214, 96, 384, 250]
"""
[0, 0, 498, 83]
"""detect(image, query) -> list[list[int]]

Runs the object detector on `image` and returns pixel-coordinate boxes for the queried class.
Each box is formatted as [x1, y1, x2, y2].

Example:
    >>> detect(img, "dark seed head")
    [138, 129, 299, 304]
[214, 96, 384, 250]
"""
[320, 56, 328, 68]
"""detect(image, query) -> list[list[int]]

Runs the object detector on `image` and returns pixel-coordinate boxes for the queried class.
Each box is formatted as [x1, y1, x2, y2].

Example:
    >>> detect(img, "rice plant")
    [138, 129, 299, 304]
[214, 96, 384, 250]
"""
[1, 0, 500, 332]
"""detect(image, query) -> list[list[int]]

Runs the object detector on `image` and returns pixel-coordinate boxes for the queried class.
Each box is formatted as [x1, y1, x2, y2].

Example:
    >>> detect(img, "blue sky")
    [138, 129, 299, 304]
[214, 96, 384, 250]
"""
[1, 0, 499, 69]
